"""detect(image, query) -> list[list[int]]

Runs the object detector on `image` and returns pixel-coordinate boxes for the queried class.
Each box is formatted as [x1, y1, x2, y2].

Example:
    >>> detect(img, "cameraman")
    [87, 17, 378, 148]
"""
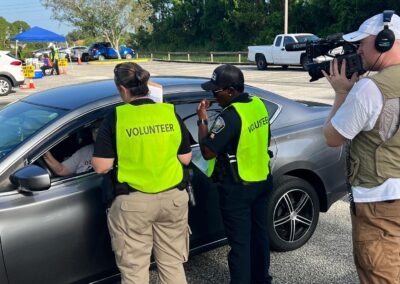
[322, 11, 400, 283]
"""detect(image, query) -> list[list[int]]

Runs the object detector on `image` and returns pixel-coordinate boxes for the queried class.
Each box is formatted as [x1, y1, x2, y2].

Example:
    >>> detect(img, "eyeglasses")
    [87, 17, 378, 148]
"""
[212, 88, 225, 97]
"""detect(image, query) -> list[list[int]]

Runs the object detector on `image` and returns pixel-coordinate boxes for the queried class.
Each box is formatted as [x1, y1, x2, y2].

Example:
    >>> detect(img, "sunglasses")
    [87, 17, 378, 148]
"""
[212, 88, 225, 97]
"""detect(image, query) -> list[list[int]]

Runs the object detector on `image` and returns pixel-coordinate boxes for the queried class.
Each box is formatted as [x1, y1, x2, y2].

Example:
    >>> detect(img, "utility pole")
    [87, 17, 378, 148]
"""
[284, 0, 288, 34]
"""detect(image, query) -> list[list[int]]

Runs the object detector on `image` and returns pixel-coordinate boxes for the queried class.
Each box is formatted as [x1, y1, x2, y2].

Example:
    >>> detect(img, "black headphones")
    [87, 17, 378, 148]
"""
[375, 10, 396, 53]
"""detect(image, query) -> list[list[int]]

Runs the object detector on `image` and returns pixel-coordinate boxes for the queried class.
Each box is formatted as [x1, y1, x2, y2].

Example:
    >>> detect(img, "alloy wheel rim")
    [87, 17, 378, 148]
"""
[273, 188, 314, 243]
[0, 80, 9, 95]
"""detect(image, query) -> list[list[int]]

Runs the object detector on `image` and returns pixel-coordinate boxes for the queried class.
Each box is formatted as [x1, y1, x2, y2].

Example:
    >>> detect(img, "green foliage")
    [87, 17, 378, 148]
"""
[6, 1, 400, 53]
[42, 0, 153, 58]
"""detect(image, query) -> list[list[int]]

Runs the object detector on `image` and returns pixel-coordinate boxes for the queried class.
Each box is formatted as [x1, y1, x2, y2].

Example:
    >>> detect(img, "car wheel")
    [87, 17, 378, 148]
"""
[98, 55, 105, 61]
[256, 55, 267, 70]
[267, 176, 319, 251]
[0, 76, 12, 96]
[301, 54, 309, 70]
[125, 54, 132, 59]
[282, 65, 289, 70]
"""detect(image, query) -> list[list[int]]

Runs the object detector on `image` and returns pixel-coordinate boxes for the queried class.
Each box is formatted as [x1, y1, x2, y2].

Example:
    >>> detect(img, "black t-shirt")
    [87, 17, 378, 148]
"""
[93, 98, 191, 159]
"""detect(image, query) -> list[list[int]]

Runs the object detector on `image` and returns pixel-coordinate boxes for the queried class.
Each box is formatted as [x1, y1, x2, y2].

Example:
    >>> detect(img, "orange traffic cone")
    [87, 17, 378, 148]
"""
[28, 78, 36, 89]
[77, 56, 82, 65]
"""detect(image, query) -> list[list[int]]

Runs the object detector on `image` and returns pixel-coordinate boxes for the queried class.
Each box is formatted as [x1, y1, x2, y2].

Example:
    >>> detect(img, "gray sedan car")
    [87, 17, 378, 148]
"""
[0, 77, 347, 283]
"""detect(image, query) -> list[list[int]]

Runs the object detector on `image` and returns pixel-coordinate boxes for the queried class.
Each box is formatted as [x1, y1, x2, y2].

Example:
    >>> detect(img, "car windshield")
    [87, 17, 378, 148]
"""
[0, 102, 65, 161]
[295, 35, 319, 43]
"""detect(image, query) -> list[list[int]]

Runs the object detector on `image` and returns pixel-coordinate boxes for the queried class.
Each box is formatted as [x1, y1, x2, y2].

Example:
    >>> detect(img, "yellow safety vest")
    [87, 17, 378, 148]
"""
[116, 103, 183, 193]
[208, 96, 270, 182]
[50, 50, 59, 61]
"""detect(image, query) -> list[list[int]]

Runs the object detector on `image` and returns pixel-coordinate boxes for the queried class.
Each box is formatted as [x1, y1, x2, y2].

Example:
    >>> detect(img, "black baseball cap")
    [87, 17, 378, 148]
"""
[201, 64, 244, 91]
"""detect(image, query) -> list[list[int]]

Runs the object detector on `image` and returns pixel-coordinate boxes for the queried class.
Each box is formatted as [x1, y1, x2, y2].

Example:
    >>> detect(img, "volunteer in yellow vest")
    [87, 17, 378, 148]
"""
[323, 11, 400, 283]
[17, 46, 25, 63]
[49, 45, 60, 75]
[197, 64, 273, 284]
[92, 62, 192, 284]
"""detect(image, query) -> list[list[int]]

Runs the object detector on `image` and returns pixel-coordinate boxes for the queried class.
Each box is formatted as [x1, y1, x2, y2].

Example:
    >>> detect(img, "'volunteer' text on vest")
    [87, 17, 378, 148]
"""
[116, 103, 183, 193]
[208, 96, 270, 182]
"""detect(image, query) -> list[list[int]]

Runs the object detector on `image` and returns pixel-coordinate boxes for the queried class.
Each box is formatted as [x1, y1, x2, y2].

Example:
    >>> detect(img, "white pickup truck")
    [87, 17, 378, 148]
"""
[248, 33, 319, 70]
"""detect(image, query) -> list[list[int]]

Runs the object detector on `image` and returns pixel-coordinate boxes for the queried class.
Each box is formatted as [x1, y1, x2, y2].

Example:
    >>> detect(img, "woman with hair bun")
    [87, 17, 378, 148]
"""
[92, 62, 192, 284]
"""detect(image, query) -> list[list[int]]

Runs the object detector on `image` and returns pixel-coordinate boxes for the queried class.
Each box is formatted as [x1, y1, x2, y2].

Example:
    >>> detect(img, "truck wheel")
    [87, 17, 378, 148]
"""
[301, 55, 309, 70]
[282, 65, 289, 70]
[256, 55, 267, 70]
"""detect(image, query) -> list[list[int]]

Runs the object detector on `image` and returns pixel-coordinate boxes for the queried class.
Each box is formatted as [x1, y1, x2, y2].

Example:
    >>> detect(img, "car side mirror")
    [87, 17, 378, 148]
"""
[10, 165, 51, 192]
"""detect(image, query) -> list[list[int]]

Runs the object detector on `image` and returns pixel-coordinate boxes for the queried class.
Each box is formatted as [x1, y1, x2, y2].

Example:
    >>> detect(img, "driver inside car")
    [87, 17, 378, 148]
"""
[43, 122, 100, 176]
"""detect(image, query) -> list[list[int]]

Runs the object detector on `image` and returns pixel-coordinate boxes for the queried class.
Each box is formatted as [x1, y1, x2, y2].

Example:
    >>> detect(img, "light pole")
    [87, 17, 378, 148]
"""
[284, 0, 288, 34]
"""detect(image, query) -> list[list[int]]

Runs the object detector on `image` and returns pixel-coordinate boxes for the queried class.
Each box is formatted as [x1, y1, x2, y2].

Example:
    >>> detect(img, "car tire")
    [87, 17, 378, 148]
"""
[267, 176, 320, 252]
[282, 65, 289, 70]
[98, 55, 105, 61]
[0, 76, 12, 96]
[301, 54, 309, 70]
[256, 55, 267, 70]
[81, 53, 89, 62]
[125, 54, 132, 59]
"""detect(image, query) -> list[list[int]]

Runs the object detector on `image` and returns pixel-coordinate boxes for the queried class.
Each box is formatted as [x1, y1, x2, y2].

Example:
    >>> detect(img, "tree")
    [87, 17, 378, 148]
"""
[0, 18, 9, 49]
[41, 0, 153, 58]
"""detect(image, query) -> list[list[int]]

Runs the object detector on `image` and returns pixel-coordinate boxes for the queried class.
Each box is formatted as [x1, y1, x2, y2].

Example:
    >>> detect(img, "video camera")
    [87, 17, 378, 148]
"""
[285, 33, 365, 82]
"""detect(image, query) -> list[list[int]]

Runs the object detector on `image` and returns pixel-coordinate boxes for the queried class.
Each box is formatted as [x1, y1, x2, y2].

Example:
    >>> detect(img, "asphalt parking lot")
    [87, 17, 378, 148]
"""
[2, 61, 358, 283]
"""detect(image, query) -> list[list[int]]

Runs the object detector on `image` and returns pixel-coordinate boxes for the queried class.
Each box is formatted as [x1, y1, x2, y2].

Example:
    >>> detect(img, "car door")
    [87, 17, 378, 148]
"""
[173, 93, 279, 248]
[282, 36, 298, 64]
[0, 111, 117, 284]
[271, 35, 285, 64]
[173, 99, 227, 248]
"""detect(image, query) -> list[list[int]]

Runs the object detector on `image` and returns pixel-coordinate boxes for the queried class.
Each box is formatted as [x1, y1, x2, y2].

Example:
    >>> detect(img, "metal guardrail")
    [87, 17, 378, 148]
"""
[133, 51, 248, 63]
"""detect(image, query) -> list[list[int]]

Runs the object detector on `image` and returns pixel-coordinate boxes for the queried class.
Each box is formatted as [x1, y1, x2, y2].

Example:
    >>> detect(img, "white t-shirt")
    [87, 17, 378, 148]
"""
[332, 78, 400, 202]
[62, 144, 94, 174]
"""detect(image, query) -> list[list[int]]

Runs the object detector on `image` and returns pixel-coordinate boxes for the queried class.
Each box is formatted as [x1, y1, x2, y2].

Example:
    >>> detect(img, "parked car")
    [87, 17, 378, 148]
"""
[69, 46, 88, 61]
[0, 77, 347, 283]
[57, 47, 70, 59]
[86, 42, 135, 61]
[0, 51, 24, 96]
[31, 47, 52, 61]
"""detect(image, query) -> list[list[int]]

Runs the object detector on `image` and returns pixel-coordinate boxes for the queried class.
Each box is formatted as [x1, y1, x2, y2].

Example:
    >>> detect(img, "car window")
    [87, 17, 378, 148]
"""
[295, 35, 319, 43]
[41, 124, 96, 179]
[0, 102, 65, 161]
[262, 100, 279, 121]
[275, 36, 282, 47]
[283, 36, 295, 45]
[174, 102, 221, 145]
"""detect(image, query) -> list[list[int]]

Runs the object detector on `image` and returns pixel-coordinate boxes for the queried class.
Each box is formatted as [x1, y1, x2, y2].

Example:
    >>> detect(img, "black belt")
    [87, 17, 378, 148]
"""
[115, 182, 183, 196]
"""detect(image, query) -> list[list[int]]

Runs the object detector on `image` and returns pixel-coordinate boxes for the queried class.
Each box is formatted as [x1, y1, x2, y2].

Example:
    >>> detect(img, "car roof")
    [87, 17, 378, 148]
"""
[19, 76, 329, 130]
[21, 77, 211, 110]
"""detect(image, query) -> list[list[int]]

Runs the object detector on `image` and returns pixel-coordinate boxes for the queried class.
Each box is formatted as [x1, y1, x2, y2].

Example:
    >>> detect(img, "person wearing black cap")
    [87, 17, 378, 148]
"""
[197, 64, 273, 284]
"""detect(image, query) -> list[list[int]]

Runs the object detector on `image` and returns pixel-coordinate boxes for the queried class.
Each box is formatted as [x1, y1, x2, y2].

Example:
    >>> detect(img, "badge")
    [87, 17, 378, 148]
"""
[211, 116, 225, 134]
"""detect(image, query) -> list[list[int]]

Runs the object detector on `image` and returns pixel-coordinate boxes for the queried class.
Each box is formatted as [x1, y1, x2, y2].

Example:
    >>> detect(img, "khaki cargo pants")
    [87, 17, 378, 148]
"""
[352, 200, 400, 284]
[107, 188, 190, 284]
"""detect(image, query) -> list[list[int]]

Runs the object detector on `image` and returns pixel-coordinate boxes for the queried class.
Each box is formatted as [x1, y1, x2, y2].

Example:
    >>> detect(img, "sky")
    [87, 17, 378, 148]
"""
[0, 0, 73, 36]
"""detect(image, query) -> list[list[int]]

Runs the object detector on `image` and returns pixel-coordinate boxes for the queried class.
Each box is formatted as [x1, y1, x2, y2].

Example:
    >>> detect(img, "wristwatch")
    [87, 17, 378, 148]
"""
[197, 119, 208, 126]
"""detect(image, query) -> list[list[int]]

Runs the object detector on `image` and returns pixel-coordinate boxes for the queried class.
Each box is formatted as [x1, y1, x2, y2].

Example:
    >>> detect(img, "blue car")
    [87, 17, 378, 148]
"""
[87, 42, 135, 61]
